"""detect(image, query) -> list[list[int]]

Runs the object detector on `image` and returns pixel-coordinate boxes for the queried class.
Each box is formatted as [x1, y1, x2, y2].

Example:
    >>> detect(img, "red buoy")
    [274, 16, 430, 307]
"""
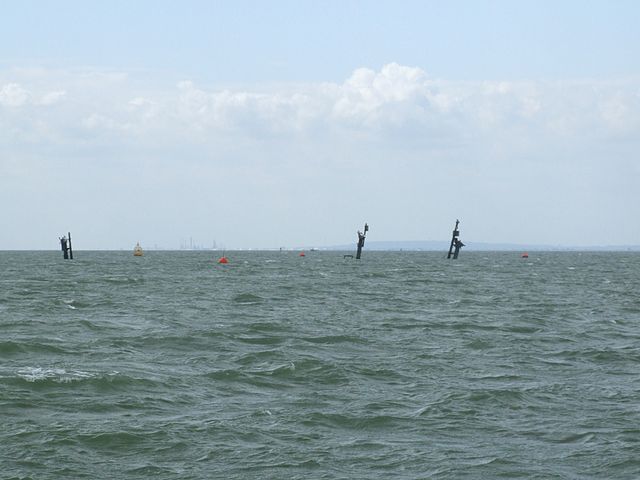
[521, 252, 529, 258]
[299, 252, 305, 257]
[218, 256, 229, 264]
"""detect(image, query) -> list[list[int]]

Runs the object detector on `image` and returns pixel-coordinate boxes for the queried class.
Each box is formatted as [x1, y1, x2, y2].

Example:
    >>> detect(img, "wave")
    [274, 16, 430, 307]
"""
[76, 431, 147, 449]
[0, 367, 165, 392]
[203, 357, 349, 386]
[232, 293, 264, 304]
[246, 322, 293, 333]
[0, 341, 71, 355]
[300, 411, 411, 430]
[15, 367, 100, 383]
[300, 334, 367, 345]
[101, 276, 146, 285]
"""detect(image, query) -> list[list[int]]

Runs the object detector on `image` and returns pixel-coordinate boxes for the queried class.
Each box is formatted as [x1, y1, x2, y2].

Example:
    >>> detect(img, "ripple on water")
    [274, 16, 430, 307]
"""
[232, 293, 264, 304]
[2, 251, 640, 479]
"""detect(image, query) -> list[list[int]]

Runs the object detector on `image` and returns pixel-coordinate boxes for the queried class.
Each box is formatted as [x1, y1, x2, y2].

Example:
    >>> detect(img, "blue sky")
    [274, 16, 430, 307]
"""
[4, 1, 639, 82]
[1, 1, 639, 249]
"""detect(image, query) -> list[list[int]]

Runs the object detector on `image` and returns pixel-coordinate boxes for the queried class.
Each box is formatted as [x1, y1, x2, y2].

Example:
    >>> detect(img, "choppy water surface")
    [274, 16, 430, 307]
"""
[1, 250, 639, 479]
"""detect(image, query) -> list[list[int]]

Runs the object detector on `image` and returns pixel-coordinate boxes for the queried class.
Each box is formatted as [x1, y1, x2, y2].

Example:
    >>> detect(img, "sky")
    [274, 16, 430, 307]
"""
[1, 0, 639, 249]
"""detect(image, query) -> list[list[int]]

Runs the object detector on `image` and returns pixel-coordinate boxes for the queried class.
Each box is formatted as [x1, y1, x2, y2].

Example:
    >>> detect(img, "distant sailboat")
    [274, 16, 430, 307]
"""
[133, 242, 144, 256]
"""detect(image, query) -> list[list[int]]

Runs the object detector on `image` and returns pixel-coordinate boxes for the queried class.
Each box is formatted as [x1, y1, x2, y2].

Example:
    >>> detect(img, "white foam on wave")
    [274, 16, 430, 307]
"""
[17, 367, 97, 383]
[63, 299, 77, 309]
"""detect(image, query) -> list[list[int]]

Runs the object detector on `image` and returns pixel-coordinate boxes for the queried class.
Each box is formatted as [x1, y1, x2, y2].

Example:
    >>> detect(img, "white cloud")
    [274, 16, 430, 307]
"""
[128, 97, 153, 107]
[5, 64, 634, 146]
[1, 65, 639, 162]
[599, 91, 640, 134]
[2, 66, 640, 143]
[0, 83, 66, 107]
[0, 83, 30, 107]
[38, 90, 66, 105]
[1, 65, 639, 249]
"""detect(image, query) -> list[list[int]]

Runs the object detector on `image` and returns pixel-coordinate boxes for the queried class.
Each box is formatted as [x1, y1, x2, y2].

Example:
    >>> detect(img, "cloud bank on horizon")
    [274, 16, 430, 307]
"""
[2, 62, 639, 249]
[3, 64, 639, 139]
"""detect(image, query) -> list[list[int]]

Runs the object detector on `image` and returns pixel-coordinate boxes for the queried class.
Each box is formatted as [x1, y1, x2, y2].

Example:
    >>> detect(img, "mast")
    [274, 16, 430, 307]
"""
[447, 220, 464, 259]
[356, 223, 369, 259]
[60, 232, 73, 259]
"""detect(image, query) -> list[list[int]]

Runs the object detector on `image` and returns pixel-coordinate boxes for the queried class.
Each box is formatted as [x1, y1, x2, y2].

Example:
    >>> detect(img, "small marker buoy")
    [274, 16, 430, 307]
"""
[299, 252, 305, 257]
[218, 256, 229, 264]
[521, 252, 529, 258]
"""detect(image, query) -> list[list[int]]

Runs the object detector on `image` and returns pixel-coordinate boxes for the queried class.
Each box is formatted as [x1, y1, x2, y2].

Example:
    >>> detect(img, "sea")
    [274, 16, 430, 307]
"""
[1, 250, 639, 479]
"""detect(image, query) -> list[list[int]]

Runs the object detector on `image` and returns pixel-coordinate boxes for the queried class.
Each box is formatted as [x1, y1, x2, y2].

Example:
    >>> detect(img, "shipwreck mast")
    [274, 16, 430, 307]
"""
[60, 232, 73, 260]
[447, 220, 464, 259]
[356, 223, 369, 259]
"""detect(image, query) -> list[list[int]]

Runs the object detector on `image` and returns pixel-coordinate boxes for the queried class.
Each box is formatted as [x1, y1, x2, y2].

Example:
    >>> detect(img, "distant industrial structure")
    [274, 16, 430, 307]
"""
[179, 237, 219, 250]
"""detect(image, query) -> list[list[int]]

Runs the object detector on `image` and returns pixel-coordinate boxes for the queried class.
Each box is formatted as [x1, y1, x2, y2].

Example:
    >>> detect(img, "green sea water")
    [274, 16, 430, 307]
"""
[1, 250, 639, 479]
